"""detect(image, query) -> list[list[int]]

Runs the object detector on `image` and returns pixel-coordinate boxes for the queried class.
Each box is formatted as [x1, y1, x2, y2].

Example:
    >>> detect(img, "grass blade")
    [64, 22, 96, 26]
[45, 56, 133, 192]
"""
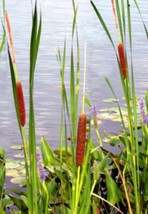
[0, 26, 5, 53]
[29, 2, 42, 213]
[91, 1, 116, 51]
[133, 0, 148, 39]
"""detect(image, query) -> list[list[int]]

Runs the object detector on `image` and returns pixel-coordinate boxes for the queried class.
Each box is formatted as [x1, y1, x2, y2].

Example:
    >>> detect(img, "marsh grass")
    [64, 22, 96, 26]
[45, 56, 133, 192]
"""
[1, 0, 148, 213]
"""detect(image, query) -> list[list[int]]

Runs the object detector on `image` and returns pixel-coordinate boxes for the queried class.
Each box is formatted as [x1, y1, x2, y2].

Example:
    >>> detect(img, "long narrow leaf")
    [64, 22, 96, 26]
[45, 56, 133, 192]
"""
[91, 1, 116, 51]
[7, 48, 21, 130]
[29, 2, 42, 213]
[115, 0, 124, 42]
[72, 6, 78, 38]
[133, 0, 148, 39]
[0, 27, 5, 53]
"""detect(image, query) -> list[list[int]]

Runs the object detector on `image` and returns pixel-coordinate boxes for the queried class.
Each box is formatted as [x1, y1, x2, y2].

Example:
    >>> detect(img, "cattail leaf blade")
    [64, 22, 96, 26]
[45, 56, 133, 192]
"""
[7, 48, 21, 130]
[91, 1, 116, 50]
[134, 0, 148, 39]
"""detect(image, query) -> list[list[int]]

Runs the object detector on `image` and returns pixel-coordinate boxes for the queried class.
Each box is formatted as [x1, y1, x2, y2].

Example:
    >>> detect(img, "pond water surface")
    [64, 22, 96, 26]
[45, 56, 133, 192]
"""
[0, 0, 148, 161]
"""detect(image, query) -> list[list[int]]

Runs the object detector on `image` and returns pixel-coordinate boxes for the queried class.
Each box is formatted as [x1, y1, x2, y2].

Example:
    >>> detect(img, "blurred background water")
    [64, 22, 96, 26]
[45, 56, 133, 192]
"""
[0, 0, 148, 160]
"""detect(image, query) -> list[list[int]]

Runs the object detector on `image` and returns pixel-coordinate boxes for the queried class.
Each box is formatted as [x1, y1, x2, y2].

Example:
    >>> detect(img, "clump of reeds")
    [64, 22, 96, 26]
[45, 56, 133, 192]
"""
[76, 112, 87, 166]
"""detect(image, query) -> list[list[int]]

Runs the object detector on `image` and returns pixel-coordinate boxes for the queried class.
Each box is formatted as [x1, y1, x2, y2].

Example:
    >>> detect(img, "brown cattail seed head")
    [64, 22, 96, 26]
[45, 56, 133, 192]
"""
[118, 43, 127, 79]
[16, 81, 26, 127]
[76, 113, 87, 167]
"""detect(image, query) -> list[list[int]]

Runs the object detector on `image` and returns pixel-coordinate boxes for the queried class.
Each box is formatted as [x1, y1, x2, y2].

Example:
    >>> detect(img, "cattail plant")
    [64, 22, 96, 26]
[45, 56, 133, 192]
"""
[75, 43, 87, 167]
[16, 81, 26, 127]
[76, 112, 87, 166]
[118, 43, 127, 79]
[110, 1, 127, 80]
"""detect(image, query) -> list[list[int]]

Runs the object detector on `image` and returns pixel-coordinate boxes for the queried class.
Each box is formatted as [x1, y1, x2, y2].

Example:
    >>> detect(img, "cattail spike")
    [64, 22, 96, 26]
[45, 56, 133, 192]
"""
[76, 113, 87, 166]
[118, 43, 127, 79]
[5, 10, 16, 64]
[111, 0, 118, 30]
[16, 81, 26, 127]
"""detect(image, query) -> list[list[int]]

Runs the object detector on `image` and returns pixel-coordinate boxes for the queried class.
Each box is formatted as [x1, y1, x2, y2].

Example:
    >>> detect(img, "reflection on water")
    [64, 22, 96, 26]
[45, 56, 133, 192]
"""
[0, 0, 148, 158]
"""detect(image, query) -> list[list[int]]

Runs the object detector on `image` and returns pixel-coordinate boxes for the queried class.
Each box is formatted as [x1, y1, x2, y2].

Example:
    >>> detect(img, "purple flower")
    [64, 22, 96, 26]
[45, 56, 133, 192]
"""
[36, 148, 47, 182]
[139, 99, 146, 118]
[139, 99, 148, 124]
[144, 116, 148, 124]
[91, 105, 98, 118]
[90, 105, 98, 127]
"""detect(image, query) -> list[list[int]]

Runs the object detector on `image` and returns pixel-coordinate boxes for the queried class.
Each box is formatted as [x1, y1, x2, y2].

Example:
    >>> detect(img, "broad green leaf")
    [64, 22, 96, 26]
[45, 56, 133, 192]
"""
[46, 179, 59, 199]
[9, 188, 27, 197]
[41, 136, 55, 166]
[98, 154, 109, 172]
[10, 145, 23, 150]
[105, 169, 122, 205]
[10, 176, 25, 185]
[14, 154, 24, 158]
[103, 98, 119, 103]
[8, 194, 28, 211]
[6, 169, 19, 177]
[1, 195, 13, 208]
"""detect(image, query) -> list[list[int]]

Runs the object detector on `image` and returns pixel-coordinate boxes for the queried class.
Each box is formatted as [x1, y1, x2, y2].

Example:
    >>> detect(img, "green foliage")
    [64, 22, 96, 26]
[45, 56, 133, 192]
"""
[105, 169, 122, 205]
[41, 136, 56, 166]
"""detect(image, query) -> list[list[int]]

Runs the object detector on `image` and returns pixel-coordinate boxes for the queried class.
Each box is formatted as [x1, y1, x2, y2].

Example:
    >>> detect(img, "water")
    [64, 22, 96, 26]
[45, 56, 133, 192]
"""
[0, 0, 148, 160]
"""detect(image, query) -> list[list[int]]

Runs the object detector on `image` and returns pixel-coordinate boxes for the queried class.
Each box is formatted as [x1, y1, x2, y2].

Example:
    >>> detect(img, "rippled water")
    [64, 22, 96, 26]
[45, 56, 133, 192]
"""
[0, 0, 148, 158]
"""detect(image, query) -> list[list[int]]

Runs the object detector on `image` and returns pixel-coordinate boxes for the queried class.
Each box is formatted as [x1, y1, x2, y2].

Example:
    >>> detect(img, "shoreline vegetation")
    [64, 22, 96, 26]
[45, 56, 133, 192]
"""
[0, 0, 148, 213]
